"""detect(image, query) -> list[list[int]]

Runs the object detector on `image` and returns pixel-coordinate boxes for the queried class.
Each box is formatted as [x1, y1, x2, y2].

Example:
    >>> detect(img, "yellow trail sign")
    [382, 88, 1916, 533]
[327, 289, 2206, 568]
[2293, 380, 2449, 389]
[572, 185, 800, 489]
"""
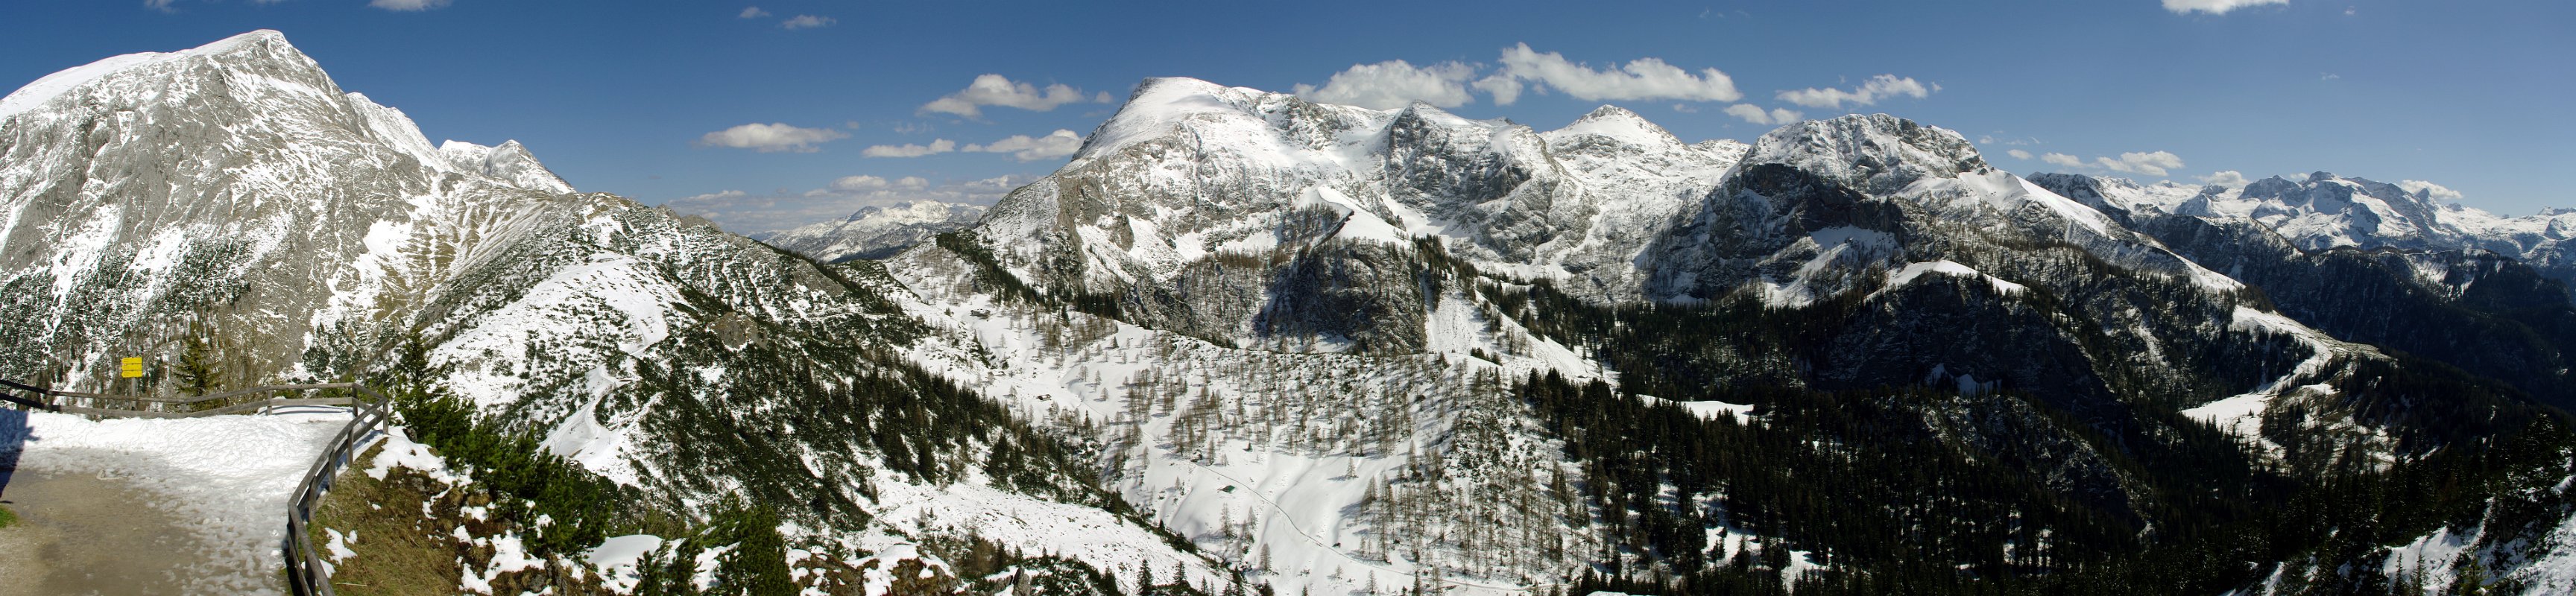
[119, 357, 144, 378]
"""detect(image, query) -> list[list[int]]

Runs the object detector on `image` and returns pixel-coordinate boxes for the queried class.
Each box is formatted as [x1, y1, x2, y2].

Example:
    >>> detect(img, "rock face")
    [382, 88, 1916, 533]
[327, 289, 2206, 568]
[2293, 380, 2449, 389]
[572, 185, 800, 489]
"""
[756, 200, 985, 262]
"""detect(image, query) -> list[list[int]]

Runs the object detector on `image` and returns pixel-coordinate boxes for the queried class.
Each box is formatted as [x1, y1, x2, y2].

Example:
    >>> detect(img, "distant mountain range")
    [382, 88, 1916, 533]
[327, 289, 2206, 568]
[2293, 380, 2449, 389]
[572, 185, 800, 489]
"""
[755, 200, 986, 262]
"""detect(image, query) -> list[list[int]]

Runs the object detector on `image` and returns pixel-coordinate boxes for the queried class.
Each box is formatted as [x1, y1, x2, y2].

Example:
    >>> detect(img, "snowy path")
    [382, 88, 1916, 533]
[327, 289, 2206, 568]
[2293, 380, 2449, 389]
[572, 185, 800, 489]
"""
[0, 407, 352, 595]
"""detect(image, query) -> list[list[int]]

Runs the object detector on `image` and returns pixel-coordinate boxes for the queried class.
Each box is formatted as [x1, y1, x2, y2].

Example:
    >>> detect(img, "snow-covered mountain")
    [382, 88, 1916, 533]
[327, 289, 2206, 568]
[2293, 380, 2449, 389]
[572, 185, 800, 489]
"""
[2034, 171, 2576, 288]
[969, 77, 1746, 302]
[0, 30, 571, 387]
[0, 31, 1220, 595]
[15, 30, 2576, 596]
[756, 200, 985, 262]
[902, 75, 2576, 594]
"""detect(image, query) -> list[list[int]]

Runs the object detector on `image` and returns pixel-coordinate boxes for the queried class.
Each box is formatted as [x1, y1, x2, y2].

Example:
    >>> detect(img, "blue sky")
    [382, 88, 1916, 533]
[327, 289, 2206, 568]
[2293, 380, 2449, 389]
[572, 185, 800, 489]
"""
[3, 0, 2569, 233]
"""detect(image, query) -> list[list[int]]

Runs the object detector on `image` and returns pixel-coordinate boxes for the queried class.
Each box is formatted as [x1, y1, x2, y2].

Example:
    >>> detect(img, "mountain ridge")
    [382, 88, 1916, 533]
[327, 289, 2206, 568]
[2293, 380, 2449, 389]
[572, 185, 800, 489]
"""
[757, 200, 986, 262]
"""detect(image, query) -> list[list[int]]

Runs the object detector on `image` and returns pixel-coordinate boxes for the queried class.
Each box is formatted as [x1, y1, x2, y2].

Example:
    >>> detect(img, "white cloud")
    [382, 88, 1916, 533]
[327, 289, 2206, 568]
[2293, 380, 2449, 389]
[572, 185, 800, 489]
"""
[918, 74, 1104, 118]
[2163, 0, 2289, 15]
[860, 139, 958, 158]
[739, 7, 770, 19]
[1292, 60, 1480, 110]
[1775, 74, 1936, 109]
[2320, 72, 2341, 80]
[1671, 104, 1699, 113]
[964, 130, 1085, 162]
[1480, 43, 1741, 105]
[830, 176, 891, 191]
[2039, 150, 2187, 177]
[369, 0, 451, 10]
[1722, 104, 1802, 125]
[821, 176, 932, 192]
[780, 15, 835, 29]
[2200, 171, 2253, 186]
[2007, 149, 2035, 160]
[682, 189, 747, 202]
[2397, 180, 2465, 201]
[1471, 74, 1524, 106]
[2097, 150, 2185, 177]
[1289, 45, 1745, 109]
[696, 123, 849, 153]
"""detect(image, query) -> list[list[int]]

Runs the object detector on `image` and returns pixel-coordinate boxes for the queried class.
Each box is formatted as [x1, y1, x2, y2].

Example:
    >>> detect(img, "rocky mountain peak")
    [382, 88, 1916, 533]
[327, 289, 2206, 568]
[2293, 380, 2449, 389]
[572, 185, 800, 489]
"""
[440, 139, 575, 194]
[0, 28, 587, 390]
[0, 29, 329, 122]
[1746, 113, 1989, 195]
[1546, 104, 1682, 148]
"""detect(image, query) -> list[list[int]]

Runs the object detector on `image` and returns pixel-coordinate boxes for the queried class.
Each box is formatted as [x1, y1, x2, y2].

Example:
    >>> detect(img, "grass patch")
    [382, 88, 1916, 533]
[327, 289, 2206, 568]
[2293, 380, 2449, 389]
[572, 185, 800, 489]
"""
[303, 443, 464, 596]
[0, 503, 16, 529]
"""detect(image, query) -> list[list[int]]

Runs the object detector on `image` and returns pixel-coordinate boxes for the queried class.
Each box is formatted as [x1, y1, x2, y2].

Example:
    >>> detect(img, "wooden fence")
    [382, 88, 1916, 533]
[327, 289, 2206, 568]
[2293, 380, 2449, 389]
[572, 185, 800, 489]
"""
[0, 378, 391, 596]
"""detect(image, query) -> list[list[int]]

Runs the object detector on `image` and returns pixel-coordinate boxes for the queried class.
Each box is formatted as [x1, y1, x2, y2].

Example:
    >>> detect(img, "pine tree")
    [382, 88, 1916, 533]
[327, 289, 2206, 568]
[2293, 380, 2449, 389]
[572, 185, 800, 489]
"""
[718, 504, 795, 596]
[174, 326, 221, 397]
[2452, 557, 2489, 596]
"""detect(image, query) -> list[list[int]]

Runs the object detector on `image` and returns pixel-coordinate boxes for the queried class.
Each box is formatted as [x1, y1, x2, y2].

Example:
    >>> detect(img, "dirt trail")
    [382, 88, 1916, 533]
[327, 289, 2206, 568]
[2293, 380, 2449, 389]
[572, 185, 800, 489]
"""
[0, 470, 218, 596]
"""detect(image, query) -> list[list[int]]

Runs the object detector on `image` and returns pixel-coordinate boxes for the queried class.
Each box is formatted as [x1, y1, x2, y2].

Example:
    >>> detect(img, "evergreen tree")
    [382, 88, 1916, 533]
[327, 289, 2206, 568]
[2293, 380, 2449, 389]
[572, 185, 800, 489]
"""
[2452, 559, 2489, 596]
[719, 504, 795, 596]
[174, 326, 221, 396]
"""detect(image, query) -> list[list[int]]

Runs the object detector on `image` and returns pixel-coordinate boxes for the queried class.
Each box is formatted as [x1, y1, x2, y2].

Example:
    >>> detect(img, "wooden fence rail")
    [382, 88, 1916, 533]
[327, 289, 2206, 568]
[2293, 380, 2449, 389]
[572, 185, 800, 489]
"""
[1, 378, 388, 596]
[281, 383, 391, 596]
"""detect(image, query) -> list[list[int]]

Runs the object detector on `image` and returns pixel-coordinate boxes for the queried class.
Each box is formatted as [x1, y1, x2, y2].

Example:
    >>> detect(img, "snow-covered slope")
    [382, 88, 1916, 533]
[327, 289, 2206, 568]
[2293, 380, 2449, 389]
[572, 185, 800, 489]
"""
[889, 241, 1601, 596]
[757, 200, 985, 262]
